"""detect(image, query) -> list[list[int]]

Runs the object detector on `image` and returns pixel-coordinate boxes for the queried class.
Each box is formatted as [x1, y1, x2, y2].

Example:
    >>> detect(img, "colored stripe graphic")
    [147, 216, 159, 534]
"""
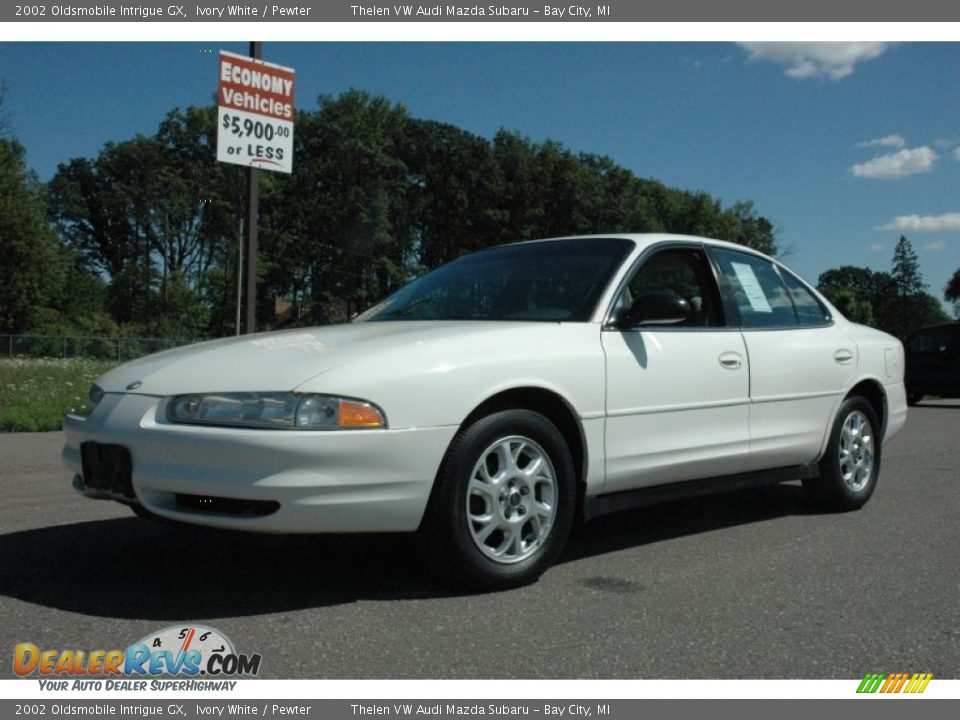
[857, 672, 932, 694]
[890, 673, 909, 693]
[908, 673, 934, 693]
[857, 673, 885, 693]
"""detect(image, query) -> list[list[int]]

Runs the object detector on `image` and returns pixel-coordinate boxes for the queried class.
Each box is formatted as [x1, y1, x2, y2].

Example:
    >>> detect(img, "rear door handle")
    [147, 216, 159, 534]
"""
[719, 351, 743, 370]
[834, 349, 854, 365]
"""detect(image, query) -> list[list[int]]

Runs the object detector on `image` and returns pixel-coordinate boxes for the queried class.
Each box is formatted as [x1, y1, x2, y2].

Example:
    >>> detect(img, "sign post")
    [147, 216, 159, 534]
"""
[216, 45, 295, 333]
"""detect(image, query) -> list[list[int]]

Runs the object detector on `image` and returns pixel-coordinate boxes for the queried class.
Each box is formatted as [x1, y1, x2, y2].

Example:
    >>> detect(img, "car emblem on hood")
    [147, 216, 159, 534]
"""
[126, 381, 143, 391]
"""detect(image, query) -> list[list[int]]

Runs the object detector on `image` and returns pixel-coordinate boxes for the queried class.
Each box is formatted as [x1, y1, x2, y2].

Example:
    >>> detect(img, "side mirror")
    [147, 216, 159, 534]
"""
[619, 291, 692, 328]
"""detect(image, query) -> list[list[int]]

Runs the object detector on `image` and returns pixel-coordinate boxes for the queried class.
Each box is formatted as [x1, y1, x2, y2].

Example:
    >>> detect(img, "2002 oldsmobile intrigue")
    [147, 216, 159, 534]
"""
[65, 235, 907, 589]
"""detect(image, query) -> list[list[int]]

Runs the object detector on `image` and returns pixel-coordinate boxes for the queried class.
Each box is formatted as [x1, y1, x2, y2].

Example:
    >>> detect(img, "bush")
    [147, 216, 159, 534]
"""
[0, 358, 116, 432]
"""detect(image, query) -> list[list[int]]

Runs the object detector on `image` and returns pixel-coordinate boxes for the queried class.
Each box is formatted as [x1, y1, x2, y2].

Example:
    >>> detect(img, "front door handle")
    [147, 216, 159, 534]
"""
[719, 351, 743, 370]
[834, 349, 854, 365]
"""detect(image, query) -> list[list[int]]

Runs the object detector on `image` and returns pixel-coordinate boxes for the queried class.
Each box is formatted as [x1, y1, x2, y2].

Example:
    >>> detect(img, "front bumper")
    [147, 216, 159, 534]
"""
[63, 393, 458, 533]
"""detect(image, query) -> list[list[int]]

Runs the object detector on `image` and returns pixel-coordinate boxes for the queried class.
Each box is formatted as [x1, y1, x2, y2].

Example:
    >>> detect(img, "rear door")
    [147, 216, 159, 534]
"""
[708, 247, 857, 469]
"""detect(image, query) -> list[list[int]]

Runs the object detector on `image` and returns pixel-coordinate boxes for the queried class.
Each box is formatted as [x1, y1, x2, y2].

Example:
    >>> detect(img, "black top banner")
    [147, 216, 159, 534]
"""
[4, 0, 960, 22]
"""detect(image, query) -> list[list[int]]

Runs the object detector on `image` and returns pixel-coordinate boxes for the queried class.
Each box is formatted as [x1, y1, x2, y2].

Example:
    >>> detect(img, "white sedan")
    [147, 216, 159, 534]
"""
[64, 234, 907, 589]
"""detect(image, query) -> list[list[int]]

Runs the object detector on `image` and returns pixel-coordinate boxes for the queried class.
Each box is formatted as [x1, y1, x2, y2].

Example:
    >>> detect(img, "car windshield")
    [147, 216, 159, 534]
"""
[355, 237, 635, 322]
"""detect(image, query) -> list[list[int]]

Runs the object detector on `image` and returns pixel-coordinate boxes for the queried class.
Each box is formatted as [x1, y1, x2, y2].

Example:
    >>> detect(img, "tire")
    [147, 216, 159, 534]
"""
[130, 503, 162, 521]
[803, 396, 881, 511]
[418, 409, 576, 591]
[130, 503, 178, 526]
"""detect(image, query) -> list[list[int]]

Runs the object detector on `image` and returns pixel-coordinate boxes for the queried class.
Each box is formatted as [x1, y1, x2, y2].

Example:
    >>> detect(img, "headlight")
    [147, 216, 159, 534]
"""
[73, 384, 105, 417]
[166, 392, 386, 430]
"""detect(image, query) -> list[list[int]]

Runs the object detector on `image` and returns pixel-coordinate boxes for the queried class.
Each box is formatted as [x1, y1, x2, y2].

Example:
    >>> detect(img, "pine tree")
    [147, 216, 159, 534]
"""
[891, 235, 925, 296]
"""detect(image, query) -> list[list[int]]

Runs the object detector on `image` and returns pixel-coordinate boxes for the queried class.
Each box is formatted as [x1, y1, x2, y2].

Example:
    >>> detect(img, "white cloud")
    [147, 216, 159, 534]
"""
[856, 134, 906, 149]
[877, 212, 960, 233]
[955, 147, 960, 161]
[738, 42, 890, 80]
[850, 147, 938, 180]
[867, 243, 887, 252]
[921, 240, 948, 252]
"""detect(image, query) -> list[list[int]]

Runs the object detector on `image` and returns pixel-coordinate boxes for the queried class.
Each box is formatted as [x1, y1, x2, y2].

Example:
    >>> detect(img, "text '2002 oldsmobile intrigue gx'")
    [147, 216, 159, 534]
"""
[65, 235, 907, 589]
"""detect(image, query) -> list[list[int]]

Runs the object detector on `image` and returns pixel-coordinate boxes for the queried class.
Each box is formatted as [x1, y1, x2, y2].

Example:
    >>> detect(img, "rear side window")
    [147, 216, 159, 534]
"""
[710, 248, 797, 328]
[780, 269, 831, 326]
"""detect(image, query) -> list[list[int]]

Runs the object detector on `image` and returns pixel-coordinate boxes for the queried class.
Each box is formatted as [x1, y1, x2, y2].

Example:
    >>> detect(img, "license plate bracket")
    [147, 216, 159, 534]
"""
[80, 442, 134, 499]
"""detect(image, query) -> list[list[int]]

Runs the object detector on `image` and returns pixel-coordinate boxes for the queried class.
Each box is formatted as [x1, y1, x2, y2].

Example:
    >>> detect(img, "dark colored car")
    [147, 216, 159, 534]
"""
[905, 323, 960, 405]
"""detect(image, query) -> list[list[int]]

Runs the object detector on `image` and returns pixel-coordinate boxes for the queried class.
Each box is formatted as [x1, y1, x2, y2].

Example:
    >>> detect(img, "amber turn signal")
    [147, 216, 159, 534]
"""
[339, 400, 385, 428]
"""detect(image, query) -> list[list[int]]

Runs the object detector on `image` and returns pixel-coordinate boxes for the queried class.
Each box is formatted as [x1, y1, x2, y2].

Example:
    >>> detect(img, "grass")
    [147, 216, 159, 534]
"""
[0, 358, 117, 432]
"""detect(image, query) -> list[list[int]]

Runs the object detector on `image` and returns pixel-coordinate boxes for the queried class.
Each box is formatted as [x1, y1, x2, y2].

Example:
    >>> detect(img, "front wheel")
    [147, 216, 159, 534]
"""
[803, 396, 881, 511]
[418, 409, 576, 590]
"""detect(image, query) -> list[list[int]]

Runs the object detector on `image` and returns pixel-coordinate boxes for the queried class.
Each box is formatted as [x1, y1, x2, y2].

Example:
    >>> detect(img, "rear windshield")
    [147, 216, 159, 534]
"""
[910, 326, 958, 353]
[356, 237, 634, 322]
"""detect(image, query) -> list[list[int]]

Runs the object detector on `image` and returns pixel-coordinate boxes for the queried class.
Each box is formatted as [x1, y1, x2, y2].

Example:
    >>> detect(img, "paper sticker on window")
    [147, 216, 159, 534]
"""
[731, 262, 772, 313]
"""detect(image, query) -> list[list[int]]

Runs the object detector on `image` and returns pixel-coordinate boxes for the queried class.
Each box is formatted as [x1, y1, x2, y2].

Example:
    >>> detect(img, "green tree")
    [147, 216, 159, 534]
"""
[818, 266, 895, 299]
[724, 201, 777, 256]
[818, 266, 896, 329]
[43, 91, 782, 335]
[819, 252, 948, 339]
[153, 107, 245, 334]
[0, 82, 10, 139]
[886, 236, 948, 338]
[890, 235, 925, 295]
[47, 138, 160, 325]
[0, 138, 64, 332]
[819, 286, 874, 325]
[28, 250, 115, 336]
[286, 91, 414, 322]
[48, 108, 241, 335]
[946, 269, 960, 319]
[400, 119, 504, 268]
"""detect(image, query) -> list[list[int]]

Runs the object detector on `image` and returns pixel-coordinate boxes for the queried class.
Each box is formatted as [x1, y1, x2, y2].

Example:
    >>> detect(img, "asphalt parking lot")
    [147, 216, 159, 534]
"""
[1, 402, 958, 679]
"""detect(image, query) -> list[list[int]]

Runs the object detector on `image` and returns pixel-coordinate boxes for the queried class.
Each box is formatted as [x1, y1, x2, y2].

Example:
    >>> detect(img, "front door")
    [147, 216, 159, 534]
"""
[602, 245, 751, 494]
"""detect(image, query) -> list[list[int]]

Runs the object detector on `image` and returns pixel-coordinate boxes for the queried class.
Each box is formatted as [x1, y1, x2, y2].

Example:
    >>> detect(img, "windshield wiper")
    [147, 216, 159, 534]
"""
[373, 297, 435, 319]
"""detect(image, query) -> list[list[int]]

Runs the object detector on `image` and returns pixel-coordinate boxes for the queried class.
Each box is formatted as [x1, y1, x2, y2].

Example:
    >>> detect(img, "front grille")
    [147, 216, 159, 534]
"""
[81, 442, 135, 499]
[174, 493, 280, 517]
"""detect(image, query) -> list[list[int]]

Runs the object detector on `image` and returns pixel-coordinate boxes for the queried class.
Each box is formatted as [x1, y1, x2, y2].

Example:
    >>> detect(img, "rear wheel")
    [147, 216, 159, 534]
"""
[419, 409, 576, 590]
[804, 396, 881, 511]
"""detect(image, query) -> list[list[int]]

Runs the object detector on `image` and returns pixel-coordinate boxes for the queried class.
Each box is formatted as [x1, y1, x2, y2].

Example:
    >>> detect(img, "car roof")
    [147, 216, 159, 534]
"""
[509, 233, 770, 257]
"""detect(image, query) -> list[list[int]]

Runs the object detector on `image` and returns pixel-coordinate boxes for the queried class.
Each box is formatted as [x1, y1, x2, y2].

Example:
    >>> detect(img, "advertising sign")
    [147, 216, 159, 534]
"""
[216, 50, 295, 174]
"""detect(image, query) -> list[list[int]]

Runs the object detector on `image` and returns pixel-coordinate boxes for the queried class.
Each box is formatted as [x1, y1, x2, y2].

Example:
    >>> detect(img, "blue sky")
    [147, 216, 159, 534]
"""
[1, 41, 958, 306]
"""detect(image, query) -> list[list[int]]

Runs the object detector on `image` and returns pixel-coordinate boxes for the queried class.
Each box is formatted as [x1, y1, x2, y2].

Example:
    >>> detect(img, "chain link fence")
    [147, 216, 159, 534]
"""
[0, 334, 199, 362]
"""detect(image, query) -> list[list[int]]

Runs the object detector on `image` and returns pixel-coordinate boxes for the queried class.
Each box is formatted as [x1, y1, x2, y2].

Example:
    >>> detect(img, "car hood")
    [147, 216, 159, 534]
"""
[94, 322, 549, 396]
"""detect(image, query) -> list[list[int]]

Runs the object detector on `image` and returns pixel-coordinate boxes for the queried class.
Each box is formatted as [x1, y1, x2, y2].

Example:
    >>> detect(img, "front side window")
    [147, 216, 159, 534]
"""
[356, 237, 634, 323]
[615, 247, 725, 327]
[711, 248, 797, 329]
